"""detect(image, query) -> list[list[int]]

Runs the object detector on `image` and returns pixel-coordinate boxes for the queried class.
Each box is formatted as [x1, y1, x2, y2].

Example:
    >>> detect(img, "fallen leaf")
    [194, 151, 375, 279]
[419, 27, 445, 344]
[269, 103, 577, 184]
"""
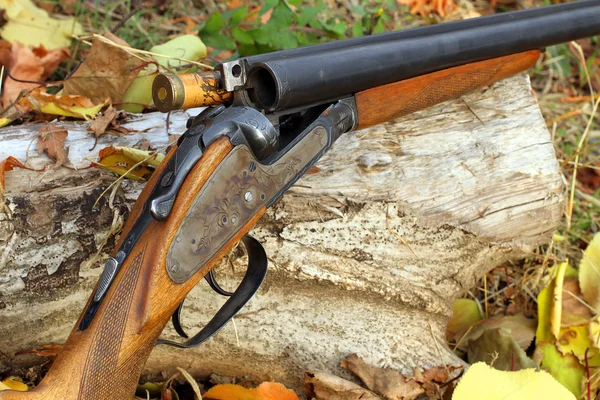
[1, 42, 69, 110]
[121, 35, 207, 113]
[446, 298, 482, 341]
[536, 342, 584, 398]
[93, 146, 163, 181]
[561, 278, 593, 326]
[88, 105, 118, 138]
[556, 324, 600, 366]
[24, 88, 106, 120]
[176, 368, 202, 400]
[0, 156, 26, 195]
[0, 378, 28, 391]
[458, 313, 536, 351]
[579, 233, 600, 314]
[467, 328, 537, 371]
[304, 371, 380, 400]
[453, 362, 575, 400]
[36, 123, 68, 167]
[341, 353, 424, 400]
[396, 0, 457, 17]
[63, 33, 139, 105]
[0, 0, 84, 50]
[204, 382, 299, 400]
[150, 35, 206, 72]
[537, 270, 556, 344]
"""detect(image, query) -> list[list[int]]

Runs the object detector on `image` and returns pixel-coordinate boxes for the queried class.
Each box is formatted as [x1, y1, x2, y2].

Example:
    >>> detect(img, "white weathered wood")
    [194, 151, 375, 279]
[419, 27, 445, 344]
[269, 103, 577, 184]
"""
[0, 74, 562, 392]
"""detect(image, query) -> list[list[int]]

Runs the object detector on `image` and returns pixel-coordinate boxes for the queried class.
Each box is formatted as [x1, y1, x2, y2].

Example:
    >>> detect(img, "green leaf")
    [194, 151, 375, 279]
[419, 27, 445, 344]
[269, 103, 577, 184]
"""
[229, 6, 249, 25]
[231, 27, 254, 45]
[297, 6, 324, 27]
[268, 4, 294, 29]
[260, 0, 279, 15]
[203, 33, 236, 50]
[536, 342, 584, 398]
[352, 20, 364, 37]
[202, 13, 223, 35]
[446, 298, 481, 341]
[249, 27, 271, 45]
[238, 43, 259, 56]
[372, 18, 385, 34]
[453, 362, 576, 400]
[579, 232, 600, 313]
[270, 30, 298, 50]
[467, 329, 537, 371]
[149, 35, 207, 70]
[329, 21, 347, 36]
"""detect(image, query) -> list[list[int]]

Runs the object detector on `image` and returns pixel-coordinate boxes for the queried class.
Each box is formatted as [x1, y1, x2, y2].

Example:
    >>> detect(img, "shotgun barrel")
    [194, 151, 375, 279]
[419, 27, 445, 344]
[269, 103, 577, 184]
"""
[231, 0, 600, 111]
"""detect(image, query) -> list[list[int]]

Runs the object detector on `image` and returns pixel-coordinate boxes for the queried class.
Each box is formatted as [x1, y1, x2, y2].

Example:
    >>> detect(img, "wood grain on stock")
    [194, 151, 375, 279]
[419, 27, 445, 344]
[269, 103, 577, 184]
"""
[355, 50, 541, 129]
[0, 136, 266, 400]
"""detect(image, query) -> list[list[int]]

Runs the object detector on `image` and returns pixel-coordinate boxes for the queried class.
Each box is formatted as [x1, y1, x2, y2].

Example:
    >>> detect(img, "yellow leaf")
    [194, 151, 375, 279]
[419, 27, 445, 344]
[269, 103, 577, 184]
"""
[93, 146, 164, 181]
[453, 362, 575, 400]
[0, 0, 84, 50]
[204, 382, 299, 400]
[557, 324, 600, 366]
[579, 233, 600, 314]
[537, 273, 555, 343]
[551, 262, 567, 338]
[537, 342, 584, 398]
[39, 101, 105, 120]
[23, 88, 106, 120]
[447, 298, 482, 341]
[0, 378, 28, 391]
[0, 117, 12, 128]
[121, 35, 207, 113]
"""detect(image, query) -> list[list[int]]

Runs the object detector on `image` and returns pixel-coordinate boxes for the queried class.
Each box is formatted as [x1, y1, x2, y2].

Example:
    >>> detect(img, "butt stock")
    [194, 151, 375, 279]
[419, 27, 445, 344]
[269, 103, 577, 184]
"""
[0, 137, 264, 400]
[354, 50, 541, 129]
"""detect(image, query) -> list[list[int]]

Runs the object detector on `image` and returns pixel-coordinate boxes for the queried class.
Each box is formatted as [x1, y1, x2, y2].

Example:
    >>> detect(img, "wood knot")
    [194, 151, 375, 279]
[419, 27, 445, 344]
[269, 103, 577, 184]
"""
[356, 153, 392, 173]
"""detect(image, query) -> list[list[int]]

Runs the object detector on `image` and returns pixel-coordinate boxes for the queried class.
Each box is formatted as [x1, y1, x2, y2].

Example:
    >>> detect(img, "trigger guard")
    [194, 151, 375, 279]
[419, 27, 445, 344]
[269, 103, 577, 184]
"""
[157, 235, 267, 348]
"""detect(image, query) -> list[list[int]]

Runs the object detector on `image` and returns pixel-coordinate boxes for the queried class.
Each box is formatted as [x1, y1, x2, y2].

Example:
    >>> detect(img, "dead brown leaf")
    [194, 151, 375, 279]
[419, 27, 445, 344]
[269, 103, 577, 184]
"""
[562, 278, 593, 326]
[63, 33, 140, 104]
[37, 123, 68, 168]
[0, 156, 26, 195]
[1, 42, 69, 110]
[341, 354, 424, 400]
[457, 313, 536, 352]
[88, 105, 118, 139]
[304, 371, 381, 400]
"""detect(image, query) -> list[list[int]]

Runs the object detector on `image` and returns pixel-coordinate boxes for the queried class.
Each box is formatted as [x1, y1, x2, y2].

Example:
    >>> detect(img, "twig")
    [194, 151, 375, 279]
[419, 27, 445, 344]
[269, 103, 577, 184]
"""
[111, 1, 142, 34]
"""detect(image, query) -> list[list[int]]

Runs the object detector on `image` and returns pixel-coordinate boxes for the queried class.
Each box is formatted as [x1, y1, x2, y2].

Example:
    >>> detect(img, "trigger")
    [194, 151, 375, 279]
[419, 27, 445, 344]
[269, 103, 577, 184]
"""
[205, 270, 235, 296]
[171, 300, 189, 338]
[157, 235, 268, 348]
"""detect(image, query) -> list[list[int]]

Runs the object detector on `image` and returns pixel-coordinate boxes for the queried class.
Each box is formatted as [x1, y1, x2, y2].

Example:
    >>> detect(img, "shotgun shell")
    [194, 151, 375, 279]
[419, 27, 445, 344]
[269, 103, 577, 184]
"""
[152, 71, 232, 112]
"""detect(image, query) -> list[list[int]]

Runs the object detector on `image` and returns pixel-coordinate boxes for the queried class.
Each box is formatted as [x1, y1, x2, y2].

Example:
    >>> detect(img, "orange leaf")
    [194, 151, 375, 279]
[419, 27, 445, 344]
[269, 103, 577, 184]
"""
[0, 156, 26, 195]
[204, 382, 300, 400]
[1, 42, 69, 110]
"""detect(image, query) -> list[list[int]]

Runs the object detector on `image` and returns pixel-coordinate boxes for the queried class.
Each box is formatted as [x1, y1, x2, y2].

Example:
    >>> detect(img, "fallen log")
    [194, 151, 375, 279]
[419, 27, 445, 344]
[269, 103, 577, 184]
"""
[0, 74, 562, 392]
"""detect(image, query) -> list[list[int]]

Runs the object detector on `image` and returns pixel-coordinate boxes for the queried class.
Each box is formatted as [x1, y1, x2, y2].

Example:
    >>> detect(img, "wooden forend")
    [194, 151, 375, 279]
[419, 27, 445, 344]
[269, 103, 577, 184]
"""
[355, 50, 541, 129]
[0, 137, 265, 400]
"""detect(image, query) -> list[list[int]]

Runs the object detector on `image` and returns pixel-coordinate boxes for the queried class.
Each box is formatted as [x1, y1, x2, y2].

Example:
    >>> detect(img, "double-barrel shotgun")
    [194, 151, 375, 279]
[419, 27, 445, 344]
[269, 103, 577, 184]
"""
[2, 1, 600, 399]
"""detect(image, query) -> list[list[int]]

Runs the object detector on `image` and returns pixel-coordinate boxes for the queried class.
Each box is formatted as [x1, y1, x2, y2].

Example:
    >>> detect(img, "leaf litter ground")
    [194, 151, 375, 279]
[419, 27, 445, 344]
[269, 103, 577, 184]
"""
[0, 0, 599, 399]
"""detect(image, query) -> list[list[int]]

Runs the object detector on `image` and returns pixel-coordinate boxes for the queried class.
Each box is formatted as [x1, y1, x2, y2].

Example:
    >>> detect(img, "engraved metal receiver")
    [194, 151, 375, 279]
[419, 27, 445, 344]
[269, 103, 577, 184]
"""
[80, 99, 356, 347]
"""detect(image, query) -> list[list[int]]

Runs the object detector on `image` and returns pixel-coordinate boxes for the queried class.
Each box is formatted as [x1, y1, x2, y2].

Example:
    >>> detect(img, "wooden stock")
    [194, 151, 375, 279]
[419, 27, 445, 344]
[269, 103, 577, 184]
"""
[0, 137, 266, 400]
[355, 50, 541, 129]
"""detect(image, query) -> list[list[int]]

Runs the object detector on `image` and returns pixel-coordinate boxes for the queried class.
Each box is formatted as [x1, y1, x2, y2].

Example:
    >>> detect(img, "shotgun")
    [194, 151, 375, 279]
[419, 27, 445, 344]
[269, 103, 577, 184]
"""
[2, 1, 599, 399]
